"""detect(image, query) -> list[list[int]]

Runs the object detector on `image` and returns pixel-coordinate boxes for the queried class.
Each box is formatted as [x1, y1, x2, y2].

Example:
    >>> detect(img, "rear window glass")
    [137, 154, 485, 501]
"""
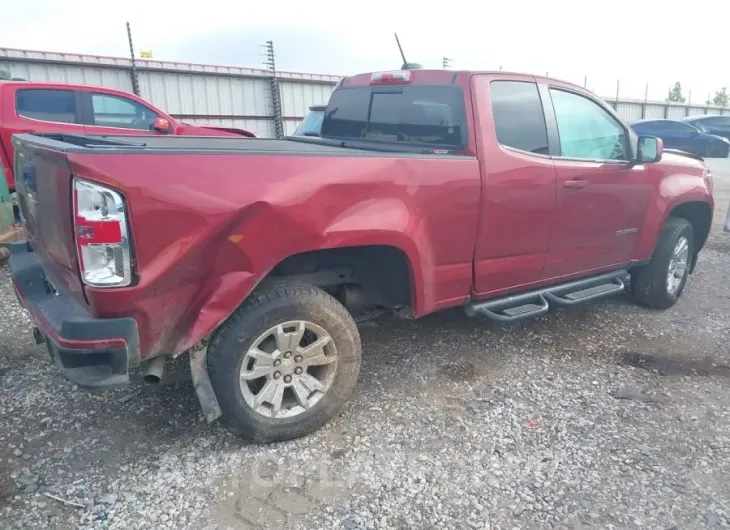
[294, 110, 325, 136]
[16, 89, 77, 124]
[321, 86, 466, 147]
[490, 81, 548, 155]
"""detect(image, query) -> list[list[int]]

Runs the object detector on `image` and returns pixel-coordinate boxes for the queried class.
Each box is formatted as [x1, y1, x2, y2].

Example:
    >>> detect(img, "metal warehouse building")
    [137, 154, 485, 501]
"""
[0, 47, 339, 138]
[2, 46, 729, 136]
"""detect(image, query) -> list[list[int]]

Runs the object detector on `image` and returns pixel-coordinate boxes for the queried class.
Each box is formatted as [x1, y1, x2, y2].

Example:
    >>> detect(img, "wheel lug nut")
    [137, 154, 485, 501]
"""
[273, 371, 281, 380]
[273, 359, 281, 367]
[294, 355, 303, 363]
[284, 351, 292, 359]
[284, 375, 292, 383]
[294, 367, 303, 375]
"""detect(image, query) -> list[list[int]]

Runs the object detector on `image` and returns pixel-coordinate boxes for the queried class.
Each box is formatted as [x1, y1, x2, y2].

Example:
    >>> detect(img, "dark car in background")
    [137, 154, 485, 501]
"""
[682, 115, 730, 143]
[293, 105, 326, 136]
[630, 119, 729, 158]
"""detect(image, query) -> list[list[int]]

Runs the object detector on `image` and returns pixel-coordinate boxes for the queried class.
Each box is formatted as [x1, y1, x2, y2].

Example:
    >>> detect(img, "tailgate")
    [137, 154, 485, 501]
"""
[13, 134, 84, 300]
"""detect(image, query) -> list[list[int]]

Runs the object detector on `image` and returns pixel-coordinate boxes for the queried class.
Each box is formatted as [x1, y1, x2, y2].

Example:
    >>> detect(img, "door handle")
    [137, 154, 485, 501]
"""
[563, 179, 588, 189]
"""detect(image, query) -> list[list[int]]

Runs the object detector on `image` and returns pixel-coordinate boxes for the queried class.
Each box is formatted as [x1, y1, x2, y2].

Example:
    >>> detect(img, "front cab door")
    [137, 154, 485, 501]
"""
[82, 92, 163, 136]
[542, 84, 653, 279]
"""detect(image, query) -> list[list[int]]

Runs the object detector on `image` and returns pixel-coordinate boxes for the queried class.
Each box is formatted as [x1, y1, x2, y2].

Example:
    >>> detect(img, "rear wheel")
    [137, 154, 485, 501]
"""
[631, 218, 693, 309]
[207, 280, 361, 442]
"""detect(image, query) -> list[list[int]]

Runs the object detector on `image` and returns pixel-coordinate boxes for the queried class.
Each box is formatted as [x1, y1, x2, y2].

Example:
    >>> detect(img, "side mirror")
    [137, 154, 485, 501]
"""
[637, 136, 663, 164]
[152, 117, 173, 134]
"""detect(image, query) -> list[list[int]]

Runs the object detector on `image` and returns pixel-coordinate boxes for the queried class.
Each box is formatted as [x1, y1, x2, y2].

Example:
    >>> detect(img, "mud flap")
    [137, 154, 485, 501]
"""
[189, 347, 222, 423]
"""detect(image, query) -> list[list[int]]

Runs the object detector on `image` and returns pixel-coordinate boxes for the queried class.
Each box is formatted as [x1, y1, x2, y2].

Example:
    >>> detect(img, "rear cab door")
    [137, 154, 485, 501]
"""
[470, 73, 557, 295]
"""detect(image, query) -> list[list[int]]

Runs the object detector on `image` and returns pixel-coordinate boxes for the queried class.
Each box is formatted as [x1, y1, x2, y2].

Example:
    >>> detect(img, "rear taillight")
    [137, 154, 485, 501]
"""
[73, 179, 132, 287]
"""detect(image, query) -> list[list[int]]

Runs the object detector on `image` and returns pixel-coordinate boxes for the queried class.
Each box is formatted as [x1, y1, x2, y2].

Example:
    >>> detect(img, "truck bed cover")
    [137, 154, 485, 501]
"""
[18, 133, 363, 155]
[16, 133, 467, 158]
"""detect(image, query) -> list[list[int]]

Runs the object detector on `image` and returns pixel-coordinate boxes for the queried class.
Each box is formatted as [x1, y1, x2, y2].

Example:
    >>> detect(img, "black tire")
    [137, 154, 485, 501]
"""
[631, 217, 694, 309]
[207, 280, 361, 442]
[707, 142, 729, 158]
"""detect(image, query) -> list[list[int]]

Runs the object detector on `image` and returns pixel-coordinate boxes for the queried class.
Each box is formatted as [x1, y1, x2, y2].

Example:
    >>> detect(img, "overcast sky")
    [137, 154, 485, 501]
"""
[3, 0, 729, 101]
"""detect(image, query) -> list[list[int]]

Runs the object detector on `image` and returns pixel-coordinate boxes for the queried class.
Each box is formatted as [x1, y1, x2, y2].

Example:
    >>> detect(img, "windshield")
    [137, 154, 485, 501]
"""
[294, 110, 325, 136]
[320, 85, 466, 148]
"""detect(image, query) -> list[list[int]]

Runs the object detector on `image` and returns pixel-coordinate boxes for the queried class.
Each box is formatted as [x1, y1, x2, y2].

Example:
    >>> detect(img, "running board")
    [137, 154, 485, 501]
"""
[465, 270, 627, 323]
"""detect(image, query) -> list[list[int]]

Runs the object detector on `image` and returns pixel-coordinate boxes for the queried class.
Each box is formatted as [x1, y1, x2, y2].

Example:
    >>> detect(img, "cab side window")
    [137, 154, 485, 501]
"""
[91, 94, 159, 130]
[16, 89, 78, 124]
[490, 81, 549, 155]
[550, 89, 628, 160]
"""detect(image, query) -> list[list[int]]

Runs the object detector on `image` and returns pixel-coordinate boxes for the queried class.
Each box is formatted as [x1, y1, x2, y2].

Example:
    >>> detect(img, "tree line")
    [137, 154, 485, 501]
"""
[666, 81, 728, 107]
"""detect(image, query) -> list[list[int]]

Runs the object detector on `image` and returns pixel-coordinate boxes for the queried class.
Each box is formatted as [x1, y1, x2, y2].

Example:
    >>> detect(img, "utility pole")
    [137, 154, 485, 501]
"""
[687, 89, 692, 117]
[126, 22, 140, 96]
[263, 41, 284, 139]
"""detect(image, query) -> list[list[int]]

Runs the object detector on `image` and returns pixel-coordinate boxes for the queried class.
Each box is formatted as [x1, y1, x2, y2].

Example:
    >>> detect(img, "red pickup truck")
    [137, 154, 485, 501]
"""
[9, 69, 713, 442]
[0, 81, 256, 190]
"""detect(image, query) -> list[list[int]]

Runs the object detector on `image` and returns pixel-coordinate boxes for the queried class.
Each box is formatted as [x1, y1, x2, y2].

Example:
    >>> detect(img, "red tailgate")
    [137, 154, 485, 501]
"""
[13, 135, 85, 302]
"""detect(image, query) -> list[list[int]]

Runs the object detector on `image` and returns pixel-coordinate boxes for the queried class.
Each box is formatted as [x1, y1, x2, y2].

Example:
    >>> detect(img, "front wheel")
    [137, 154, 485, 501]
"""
[207, 280, 361, 442]
[707, 142, 729, 158]
[718, 142, 730, 158]
[631, 217, 694, 309]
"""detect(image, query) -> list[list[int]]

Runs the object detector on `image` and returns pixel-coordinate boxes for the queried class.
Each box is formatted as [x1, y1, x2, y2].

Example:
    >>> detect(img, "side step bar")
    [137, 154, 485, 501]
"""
[465, 270, 628, 323]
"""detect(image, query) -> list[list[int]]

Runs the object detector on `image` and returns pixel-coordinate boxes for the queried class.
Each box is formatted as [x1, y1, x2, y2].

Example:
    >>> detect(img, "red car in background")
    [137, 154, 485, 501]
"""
[0, 81, 256, 190]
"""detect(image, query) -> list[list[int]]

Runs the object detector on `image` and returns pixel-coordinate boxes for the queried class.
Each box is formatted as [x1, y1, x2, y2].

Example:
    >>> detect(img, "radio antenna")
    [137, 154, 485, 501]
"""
[394, 33, 408, 65]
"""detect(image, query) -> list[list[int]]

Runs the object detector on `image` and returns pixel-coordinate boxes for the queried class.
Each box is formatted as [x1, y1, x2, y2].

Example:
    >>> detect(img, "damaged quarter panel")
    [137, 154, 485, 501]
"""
[67, 151, 481, 359]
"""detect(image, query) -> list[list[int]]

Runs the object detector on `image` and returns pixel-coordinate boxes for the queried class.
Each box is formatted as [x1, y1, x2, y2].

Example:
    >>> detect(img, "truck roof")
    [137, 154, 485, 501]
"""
[0, 80, 136, 93]
[340, 68, 587, 93]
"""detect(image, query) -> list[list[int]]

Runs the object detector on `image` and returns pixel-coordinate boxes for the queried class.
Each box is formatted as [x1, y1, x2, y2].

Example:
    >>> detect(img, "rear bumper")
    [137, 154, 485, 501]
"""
[9, 241, 139, 389]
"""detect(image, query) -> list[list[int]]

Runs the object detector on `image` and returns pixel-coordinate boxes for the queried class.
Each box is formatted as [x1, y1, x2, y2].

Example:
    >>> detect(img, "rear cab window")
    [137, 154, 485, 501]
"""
[16, 89, 78, 124]
[489, 81, 549, 155]
[320, 85, 467, 150]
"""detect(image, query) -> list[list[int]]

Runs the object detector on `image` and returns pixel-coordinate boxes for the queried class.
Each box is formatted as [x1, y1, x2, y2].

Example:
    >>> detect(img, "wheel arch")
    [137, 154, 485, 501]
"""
[266, 244, 418, 314]
[667, 200, 712, 271]
[635, 187, 713, 267]
[176, 238, 424, 356]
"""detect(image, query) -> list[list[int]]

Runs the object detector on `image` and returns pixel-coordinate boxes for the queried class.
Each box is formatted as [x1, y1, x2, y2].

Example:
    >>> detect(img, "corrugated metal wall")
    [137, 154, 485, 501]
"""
[2, 46, 729, 136]
[607, 99, 730, 122]
[0, 47, 338, 137]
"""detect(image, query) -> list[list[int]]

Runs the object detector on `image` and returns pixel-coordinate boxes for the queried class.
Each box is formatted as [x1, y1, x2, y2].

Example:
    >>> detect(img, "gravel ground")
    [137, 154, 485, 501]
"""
[2, 160, 730, 529]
